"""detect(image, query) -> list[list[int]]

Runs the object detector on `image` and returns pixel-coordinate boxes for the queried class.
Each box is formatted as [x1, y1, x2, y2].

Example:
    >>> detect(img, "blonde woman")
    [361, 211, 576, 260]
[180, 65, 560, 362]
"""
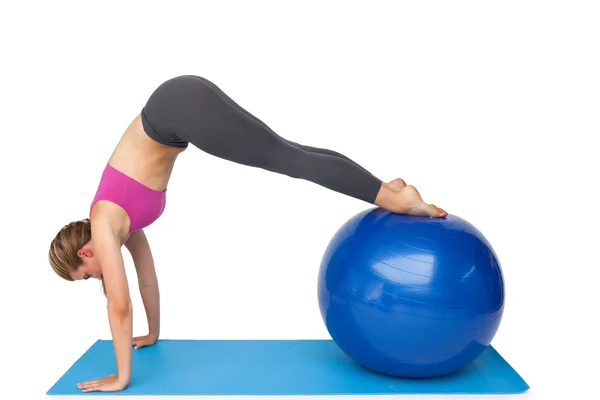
[48, 75, 447, 393]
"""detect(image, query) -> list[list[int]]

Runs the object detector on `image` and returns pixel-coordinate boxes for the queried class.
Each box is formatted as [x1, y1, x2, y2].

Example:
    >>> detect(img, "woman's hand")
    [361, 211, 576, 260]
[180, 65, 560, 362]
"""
[133, 333, 158, 350]
[77, 374, 127, 393]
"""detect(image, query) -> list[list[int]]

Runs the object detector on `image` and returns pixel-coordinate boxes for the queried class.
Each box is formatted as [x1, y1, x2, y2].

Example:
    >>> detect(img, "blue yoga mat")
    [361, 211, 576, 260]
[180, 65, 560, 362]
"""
[47, 339, 529, 395]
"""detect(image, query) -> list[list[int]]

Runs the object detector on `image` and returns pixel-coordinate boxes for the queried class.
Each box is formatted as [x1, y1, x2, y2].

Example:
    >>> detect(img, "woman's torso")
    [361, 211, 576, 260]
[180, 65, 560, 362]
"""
[108, 113, 186, 190]
[91, 114, 186, 240]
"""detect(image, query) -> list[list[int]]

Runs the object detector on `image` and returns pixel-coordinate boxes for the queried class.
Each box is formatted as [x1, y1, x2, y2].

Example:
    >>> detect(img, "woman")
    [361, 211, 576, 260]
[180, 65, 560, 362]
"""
[48, 75, 447, 392]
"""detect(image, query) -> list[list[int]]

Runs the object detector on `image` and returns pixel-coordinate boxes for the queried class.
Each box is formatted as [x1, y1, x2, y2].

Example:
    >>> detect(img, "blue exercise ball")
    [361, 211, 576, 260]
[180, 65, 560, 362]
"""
[317, 208, 505, 378]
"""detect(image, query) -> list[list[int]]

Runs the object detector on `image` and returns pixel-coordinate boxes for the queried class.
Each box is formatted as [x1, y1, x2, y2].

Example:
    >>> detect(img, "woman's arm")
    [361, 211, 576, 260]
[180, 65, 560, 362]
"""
[92, 219, 133, 388]
[125, 229, 160, 341]
[76, 202, 133, 393]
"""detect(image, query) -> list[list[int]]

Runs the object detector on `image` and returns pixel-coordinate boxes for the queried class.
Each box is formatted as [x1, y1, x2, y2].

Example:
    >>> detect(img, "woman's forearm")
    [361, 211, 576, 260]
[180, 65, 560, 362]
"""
[107, 303, 133, 386]
[139, 283, 160, 338]
[125, 229, 161, 339]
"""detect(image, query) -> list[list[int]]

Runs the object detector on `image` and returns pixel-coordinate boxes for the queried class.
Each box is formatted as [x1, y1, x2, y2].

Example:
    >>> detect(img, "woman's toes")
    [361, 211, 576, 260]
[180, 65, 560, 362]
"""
[426, 203, 446, 217]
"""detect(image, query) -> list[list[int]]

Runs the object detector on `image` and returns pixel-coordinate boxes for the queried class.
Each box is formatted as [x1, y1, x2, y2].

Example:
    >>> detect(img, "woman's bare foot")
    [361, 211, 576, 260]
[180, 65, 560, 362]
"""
[375, 183, 447, 218]
[387, 178, 407, 191]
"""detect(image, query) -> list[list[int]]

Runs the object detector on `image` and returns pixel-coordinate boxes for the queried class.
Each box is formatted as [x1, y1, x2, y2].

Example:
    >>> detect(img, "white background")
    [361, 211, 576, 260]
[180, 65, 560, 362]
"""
[1, 0, 598, 399]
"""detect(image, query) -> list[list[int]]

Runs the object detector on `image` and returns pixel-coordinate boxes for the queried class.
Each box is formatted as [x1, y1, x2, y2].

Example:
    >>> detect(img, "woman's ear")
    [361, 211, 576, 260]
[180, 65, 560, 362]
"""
[77, 248, 93, 258]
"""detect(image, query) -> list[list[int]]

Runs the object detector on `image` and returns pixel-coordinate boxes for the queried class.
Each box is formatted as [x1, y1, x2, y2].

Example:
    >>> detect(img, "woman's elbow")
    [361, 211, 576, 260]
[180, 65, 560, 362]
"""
[108, 300, 133, 316]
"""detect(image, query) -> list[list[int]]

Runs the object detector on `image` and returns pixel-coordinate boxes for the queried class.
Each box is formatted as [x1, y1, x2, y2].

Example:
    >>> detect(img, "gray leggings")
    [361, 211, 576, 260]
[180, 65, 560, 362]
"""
[141, 75, 383, 204]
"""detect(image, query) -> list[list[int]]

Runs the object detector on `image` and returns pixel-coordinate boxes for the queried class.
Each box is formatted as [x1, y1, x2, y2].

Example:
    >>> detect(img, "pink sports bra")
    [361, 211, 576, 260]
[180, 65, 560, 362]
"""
[90, 164, 167, 233]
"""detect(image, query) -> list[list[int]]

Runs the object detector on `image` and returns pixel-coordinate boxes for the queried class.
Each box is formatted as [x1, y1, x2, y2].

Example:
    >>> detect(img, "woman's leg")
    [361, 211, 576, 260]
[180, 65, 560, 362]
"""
[196, 78, 412, 192]
[141, 75, 446, 216]
[145, 75, 382, 203]
[193, 76, 377, 178]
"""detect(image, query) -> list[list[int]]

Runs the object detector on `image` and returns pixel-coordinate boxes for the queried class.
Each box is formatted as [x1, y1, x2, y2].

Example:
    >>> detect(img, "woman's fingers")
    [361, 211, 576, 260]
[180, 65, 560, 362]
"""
[81, 383, 103, 392]
[133, 337, 143, 349]
[77, 379, 98, 388]
[78, 380, 103, 392]
[77, 374, 121, 392]
[78, 378, 107, 392]
[133, 335, 157, 349]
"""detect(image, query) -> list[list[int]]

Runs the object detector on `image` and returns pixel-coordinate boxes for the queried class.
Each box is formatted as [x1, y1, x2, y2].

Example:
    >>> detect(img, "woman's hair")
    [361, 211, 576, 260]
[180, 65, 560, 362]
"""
[48, 218, 106, 294]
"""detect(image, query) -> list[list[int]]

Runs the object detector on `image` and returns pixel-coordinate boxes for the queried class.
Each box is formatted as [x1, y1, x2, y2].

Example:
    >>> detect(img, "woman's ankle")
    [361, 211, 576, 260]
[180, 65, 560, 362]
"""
[374, 183, 399, 212]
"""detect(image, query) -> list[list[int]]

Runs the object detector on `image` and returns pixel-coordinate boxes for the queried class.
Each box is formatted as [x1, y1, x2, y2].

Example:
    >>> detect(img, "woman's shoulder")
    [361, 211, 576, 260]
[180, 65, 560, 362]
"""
[90, 200, 131, 243]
